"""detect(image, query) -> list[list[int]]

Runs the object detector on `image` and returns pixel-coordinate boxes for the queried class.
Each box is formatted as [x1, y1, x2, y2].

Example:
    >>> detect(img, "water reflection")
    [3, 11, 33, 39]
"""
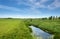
[29, 25, 54, 39]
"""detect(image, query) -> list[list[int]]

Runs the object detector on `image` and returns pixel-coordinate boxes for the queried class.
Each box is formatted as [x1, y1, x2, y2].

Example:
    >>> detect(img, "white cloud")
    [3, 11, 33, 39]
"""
[0, 5, 22, 11]
[40, 0, 48, 3]
[5, 0, 60, 10]
[53, 0, 60, 7]
[15, 0, 47, 8]
[48, 0, 60, 9]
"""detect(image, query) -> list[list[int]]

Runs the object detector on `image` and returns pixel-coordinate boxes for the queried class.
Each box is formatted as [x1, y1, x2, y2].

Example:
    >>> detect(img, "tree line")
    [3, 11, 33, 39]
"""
[42, 16, 60, 20]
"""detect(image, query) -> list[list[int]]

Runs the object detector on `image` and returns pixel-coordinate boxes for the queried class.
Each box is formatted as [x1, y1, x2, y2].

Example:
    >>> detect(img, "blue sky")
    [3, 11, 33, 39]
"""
[0, 0, 60, 18]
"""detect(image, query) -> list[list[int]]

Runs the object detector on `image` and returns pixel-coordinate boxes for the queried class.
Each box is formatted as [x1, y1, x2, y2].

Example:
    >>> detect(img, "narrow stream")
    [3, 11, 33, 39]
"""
[29, 25, 54, 39]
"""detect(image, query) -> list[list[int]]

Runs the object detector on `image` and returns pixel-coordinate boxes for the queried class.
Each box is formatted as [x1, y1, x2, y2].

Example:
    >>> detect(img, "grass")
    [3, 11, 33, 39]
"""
[29, 19, 60, 39]
[31, 19, 60, 33]
[0, 18, 60, 39]
[0, 19, 33, 39]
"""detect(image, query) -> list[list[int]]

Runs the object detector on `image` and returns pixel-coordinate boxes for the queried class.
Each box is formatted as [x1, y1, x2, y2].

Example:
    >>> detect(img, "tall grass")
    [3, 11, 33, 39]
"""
[0, 19, 33, 39]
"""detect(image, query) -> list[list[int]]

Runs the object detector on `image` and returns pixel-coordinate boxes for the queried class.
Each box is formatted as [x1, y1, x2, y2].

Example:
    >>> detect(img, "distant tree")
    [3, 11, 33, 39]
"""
[7, 17, 12, 19]
[42, 18, 47, 20]
[58, 17, 60, 19]
[53, 16, 55, 20]
[49, 16, 53, 20]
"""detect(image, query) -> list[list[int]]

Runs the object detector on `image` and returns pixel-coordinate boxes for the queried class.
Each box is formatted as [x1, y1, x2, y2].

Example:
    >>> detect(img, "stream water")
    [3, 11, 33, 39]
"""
[29, 25, 54, 39]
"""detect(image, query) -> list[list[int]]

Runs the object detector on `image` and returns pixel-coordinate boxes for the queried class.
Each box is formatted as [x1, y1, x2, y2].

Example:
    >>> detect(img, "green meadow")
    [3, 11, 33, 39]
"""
[0, 18, 60, 39]
[0, 19, 33, 39]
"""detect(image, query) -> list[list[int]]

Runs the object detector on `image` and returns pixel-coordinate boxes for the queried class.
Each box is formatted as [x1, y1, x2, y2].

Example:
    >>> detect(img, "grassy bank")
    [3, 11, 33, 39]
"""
[31, 19, 60, 33]
[28, 19, 60, 39]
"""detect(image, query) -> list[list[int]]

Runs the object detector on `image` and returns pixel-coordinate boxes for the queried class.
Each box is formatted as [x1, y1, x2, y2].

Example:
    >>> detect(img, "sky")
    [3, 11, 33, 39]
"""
[0, 0, 60, 18]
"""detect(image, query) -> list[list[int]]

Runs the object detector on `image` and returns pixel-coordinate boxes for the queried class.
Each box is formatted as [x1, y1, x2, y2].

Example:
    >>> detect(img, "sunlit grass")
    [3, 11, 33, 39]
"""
[0, 19, 33, 39]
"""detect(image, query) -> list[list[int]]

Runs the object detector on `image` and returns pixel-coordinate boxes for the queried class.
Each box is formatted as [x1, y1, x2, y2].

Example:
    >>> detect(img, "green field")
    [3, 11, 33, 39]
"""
[0, 19, 33, 39]
[0, 18, 60, 39]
